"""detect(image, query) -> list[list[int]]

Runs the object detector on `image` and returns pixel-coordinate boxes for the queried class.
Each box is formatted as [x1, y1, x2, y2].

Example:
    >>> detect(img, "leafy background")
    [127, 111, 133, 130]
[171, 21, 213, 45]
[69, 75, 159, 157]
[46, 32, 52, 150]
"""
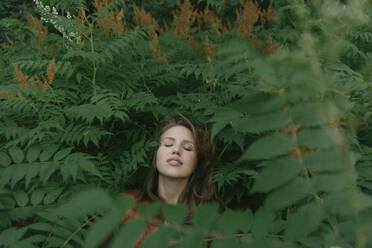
[0, 0, 372, 247]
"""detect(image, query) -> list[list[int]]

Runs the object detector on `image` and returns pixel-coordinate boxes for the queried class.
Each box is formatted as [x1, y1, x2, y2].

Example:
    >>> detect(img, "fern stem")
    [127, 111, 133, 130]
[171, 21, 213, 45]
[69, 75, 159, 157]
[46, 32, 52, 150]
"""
[61, 214, 98, 248]
[88, 23, 97, 90]
[81, 10, 97, 92]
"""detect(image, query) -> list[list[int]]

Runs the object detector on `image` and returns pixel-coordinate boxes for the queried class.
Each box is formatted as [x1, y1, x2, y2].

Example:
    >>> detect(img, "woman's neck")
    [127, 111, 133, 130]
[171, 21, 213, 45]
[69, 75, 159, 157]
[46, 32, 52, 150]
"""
[157, 175, 189, 204]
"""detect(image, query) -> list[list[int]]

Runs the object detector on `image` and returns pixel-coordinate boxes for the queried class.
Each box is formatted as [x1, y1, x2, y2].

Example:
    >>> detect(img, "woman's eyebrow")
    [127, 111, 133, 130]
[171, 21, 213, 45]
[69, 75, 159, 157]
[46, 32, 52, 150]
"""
[163, 137, 194, 144]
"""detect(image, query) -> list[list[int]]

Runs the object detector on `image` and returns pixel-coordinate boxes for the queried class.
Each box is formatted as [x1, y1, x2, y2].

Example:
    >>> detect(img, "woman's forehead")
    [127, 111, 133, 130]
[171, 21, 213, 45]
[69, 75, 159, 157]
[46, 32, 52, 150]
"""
[161, 125, 195, 142]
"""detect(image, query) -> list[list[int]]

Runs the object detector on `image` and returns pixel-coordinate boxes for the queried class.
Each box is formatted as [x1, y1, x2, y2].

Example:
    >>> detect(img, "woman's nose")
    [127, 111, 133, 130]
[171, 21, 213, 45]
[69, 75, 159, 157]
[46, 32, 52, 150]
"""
[172, 145, 181, 155]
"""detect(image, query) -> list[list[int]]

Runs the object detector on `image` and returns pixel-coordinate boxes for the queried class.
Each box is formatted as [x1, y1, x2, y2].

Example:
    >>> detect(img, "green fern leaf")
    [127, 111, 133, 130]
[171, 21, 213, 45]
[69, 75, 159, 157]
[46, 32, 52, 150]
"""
[30, 189, 46, 206]
[291, 102, 343, 126]
[9, 146, 24, 164]
[110, 219, 148, 248]
[26, 145, 41, 163]
[163, 203, 188, 225]
[137, 202, 161, 221]
[0, 151, 11, 166]
[56, 188, 130, 218]
[13, 190, 29, 207]
[0, 227, 28, 247]
[231, 111, 291, 134]
[39, 164, 59, 185]
[216, 208, 253, 234]
[43, 188, 63, 205]
[284, 203, 324, 242]
[10, 165, 27, 189]
[264, 178, 310, 211]
[305, 149, 356, 172]
[141, 226, 179, 248]
[210, 237, 241, 248]
[209, 110, 241, 140]
[83, 207, 125, 248]
[192, 203, 219, 230]
[176, 230, 205, 248]
[126, 91, 158, 112]
[241, 133, 296, 161]
[251, 157, 303, 193]
[54, 147, 73, 161]
[298, 127, 340, 149]
[226, 92, 286, 115]
[39, 144, 60, 162]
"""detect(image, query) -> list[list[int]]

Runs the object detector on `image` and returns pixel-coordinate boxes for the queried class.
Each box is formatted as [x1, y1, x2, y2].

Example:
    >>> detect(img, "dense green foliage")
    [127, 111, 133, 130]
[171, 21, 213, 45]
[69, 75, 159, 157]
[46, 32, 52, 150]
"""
[1, 0, 372, 247]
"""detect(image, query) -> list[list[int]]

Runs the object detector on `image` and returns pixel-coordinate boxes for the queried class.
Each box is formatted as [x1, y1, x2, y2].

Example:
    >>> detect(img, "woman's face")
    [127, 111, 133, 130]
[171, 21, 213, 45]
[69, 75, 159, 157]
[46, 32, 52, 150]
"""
[156, 125, 197, 180]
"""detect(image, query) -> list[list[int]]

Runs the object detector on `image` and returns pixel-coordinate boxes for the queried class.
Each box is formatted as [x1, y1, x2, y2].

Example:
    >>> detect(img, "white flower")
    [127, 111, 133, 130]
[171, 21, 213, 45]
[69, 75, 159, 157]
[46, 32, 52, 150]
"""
[52, 7, 58, 15]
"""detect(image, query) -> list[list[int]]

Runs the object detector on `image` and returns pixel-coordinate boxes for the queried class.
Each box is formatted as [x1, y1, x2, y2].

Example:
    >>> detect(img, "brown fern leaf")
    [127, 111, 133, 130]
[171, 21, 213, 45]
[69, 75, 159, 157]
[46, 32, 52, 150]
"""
[188, 35, 201, 55]
[13, 64, 29, 90]
[198, 8, 224, 34]
[41, 75, 48, 91]
[263, 34, 276, 54]
[249, 34, 262, 50]
[30, 78, 36, 89]
[202, 36, 214, 59]
[35, 75, 43, 87]
[236, 0, 260, 38]
[288, 146, 312, 159]
[26, 11, 48, 44]
[94, 0, 127, 36]
[149, 34, 168, 64]
[6, 35, 14, 48]
[132, 4, 167, 64]
[133, 4, 162, 38]
[260, 5, 274, 28]
[93, 0, 111, 11]
[0, 90, 13, 99]
[173, 0, 197, 39]
[8, 91, 14, 99]
[281, 124, 305, 138]
[47, 58, 57, 84]
[0, 35, 14, 49]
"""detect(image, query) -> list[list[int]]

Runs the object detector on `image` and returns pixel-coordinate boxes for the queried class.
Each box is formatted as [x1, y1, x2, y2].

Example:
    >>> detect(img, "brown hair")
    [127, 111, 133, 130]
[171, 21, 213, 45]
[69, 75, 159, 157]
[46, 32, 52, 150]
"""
[142, 113, 215, 210]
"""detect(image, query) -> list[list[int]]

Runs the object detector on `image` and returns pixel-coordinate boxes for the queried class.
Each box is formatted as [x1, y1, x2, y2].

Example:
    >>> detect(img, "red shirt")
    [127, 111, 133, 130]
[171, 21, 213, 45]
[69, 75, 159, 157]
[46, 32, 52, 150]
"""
[123, 190, 158, 247]
[100, 189, 157, 248]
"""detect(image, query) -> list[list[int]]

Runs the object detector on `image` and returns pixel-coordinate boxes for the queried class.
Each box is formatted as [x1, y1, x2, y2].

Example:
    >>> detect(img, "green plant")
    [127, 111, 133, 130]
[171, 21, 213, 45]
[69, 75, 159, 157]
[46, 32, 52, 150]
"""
[1, 0, 372, 247]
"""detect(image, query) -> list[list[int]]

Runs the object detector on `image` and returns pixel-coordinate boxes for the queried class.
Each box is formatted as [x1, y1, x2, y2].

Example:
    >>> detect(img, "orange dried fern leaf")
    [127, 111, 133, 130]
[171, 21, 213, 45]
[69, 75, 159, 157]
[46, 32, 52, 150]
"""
[26, 11, 48, 42]
[197, 8, 224, 34]
[0, 35, 14, 49]
[264, 34, 276, 54]
[173, 0, 197, 39]
[0, 90, 14, 99]
[236, 0, 260, 38]
[14, 64, 29, 90]
[133, 4, 162, 38]
[94, 0, 127, 36]
[149, 34, 168, 64]
[47, 58, 57, 84]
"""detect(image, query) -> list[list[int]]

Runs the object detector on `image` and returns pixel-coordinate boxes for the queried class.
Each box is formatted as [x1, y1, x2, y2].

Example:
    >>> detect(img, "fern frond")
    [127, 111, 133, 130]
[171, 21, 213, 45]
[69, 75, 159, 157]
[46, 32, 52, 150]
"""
[125, 90, 158, 112]
[3, 120, 63, 149]
[91, 88, 128, 121]
[213, 162, 257, 191]
[61, 123, 111, 147]
[0, 146, 102, 190]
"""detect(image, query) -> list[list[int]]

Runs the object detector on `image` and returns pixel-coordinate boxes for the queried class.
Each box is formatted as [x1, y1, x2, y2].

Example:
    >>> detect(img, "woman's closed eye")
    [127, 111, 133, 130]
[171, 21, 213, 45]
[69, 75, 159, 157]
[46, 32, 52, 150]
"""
[183, 145, 193, 151]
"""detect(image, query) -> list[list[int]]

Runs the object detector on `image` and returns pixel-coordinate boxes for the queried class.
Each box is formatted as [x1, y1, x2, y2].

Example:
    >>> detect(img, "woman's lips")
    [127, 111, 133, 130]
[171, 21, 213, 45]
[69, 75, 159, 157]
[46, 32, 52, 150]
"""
[167, 158, 183, 166]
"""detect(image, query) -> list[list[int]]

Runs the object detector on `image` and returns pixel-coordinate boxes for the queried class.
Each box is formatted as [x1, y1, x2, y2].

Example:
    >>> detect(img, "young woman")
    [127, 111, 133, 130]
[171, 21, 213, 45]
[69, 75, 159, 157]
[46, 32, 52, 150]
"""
[140, 113, 215, 209]
[102, 114, 215, 247]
